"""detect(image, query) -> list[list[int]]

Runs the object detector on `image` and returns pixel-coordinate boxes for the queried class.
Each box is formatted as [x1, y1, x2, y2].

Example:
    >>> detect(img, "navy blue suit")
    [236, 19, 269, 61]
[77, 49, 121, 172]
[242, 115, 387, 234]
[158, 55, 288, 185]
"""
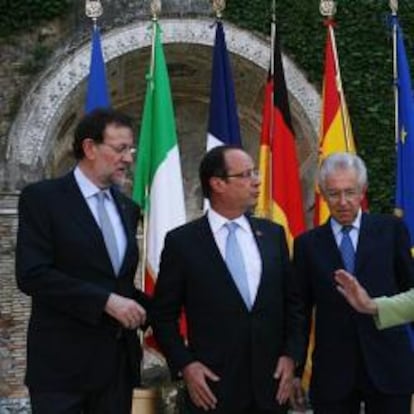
[16, 172, 148, 393]
[152, 215, 305, 413]
[294, 213, 414, 407]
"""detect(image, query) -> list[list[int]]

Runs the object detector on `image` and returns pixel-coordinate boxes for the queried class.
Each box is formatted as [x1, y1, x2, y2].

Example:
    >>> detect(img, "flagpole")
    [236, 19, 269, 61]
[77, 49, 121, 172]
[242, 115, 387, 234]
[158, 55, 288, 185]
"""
[139, 3, 159, 300]
[85, 0, 103, 29]
[320, 0, 352, 152]
[269, 1, 276, 219]
[133, 6, 161, 414]
[212, 0, 225, 20]
[390, 0, 399, 147]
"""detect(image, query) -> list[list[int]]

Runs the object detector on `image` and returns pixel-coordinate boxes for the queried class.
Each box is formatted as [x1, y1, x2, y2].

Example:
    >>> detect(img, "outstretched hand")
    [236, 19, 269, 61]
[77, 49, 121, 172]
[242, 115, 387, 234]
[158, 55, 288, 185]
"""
[335, 269, 378, 315]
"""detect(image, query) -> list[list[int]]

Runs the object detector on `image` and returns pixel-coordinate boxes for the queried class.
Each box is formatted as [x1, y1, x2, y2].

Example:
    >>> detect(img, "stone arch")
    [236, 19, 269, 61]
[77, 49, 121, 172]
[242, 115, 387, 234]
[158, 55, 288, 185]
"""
[7, 18, 320, 217]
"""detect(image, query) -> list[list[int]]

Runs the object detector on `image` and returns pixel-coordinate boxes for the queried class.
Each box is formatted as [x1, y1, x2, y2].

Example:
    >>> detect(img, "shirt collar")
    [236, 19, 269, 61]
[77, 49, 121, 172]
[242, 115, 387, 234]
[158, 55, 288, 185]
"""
[207, 208, 250, 234]
[330, 209, 362, 237]
[74, 166, 113, 201]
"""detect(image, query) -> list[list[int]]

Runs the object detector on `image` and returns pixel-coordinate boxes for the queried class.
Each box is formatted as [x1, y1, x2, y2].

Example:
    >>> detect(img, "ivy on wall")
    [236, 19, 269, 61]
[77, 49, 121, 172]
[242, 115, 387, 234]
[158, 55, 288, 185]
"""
[2, 0, 414, 212]
[226, 0, 414, 213]
[0, 0, 71, 37]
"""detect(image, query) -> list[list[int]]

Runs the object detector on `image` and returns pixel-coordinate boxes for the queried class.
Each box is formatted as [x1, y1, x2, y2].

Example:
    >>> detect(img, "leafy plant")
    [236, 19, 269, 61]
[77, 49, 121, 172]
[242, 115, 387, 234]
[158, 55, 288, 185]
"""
[226, 0, 414, 213]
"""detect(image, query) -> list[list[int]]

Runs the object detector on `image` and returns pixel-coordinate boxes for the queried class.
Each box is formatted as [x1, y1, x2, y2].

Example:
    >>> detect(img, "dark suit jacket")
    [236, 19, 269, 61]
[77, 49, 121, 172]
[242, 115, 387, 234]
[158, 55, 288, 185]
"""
[294, 213, 414, 403]
[15, 172, 149, 392]
[152, 215, 305, 412]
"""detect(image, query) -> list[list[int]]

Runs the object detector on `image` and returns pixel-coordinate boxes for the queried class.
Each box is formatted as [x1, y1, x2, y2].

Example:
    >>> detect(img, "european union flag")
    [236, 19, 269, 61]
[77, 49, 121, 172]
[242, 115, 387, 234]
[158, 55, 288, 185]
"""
[206, 21, 242, 150]
[393, 15, 414, 349]
[85, 26, 110, 113]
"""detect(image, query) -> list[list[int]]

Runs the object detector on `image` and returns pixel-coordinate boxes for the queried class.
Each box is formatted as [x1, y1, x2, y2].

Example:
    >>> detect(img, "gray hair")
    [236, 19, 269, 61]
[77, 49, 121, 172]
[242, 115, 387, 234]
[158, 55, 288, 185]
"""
[318, 152, 368, 192]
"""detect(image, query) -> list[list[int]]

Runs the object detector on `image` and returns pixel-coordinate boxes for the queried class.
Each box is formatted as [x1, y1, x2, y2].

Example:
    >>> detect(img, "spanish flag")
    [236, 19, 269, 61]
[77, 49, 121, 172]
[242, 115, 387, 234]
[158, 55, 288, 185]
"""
[314, 19, 356, 226]
[304, 17, 360, 392]
[256, 22, 305, 252]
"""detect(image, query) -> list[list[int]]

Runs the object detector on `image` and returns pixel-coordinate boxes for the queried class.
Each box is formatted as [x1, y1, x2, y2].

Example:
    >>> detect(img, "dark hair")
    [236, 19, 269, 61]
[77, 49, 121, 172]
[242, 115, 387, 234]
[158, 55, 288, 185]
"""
[199, 145, 240, 199]
[73, 108, 134, 160]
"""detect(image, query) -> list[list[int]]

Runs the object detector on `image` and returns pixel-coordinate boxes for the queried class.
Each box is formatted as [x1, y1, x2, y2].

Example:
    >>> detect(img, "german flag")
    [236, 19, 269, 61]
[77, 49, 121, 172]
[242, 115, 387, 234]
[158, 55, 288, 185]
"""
[256, 22, 305, 252]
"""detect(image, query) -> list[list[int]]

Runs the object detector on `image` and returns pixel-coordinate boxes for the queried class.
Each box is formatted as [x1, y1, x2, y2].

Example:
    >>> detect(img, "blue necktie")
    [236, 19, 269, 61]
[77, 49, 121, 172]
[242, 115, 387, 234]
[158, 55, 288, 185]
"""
[96, 191, 120, 275]
[225, 222, 251, 309]
[340, 225, 355, 274]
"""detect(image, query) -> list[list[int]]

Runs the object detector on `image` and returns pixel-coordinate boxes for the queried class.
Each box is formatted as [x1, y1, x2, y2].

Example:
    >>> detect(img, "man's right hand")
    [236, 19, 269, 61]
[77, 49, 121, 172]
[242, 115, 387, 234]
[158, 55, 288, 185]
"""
[182, 361, 220, 411]
[104, 293, 147, 329]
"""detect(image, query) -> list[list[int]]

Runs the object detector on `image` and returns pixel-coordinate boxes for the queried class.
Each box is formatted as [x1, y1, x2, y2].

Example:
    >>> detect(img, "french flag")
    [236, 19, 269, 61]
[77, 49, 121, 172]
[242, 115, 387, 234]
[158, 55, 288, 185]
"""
[206, 20, 242, 150]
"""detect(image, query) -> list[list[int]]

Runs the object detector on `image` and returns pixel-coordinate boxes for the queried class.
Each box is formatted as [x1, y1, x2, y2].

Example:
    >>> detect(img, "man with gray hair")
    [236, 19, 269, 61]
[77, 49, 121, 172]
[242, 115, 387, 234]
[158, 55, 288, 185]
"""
[293, 152, 414, 413]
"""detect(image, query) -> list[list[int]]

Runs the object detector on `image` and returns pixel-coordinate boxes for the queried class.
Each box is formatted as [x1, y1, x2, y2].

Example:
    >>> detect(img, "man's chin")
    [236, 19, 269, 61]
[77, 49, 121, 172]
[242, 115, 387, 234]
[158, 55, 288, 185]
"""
[111, 173, 128, 188]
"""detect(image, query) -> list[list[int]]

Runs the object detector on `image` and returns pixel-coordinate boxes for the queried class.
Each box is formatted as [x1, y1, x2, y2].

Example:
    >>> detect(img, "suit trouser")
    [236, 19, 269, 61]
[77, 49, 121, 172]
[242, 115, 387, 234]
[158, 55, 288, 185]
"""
[29, 343, 133, 414]
[313, 392, 411, 414]
[181, 391, 288, 414]
[312, 346, 411, 414]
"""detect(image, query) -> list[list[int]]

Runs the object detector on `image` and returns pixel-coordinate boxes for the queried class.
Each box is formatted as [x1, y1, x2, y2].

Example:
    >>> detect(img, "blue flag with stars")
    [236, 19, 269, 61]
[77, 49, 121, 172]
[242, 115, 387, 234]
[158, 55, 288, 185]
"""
[393, 15, 414, 349]
[85, 26, 110, 113]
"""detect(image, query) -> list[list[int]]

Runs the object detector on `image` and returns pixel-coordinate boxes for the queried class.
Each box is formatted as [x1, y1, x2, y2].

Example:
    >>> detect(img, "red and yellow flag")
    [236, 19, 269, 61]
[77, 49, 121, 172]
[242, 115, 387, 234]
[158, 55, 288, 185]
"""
[314, 19, 356, 226]
[304, 18, 365, 392]
[256, 24, 305, 251]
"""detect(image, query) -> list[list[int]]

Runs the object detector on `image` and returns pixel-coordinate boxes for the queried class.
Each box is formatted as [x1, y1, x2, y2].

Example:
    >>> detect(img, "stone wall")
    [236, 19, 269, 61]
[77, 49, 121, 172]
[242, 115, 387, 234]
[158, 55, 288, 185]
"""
[0, 193, 25, 400]
[0, 2, 320, 412]
[0, 0, 214, 191]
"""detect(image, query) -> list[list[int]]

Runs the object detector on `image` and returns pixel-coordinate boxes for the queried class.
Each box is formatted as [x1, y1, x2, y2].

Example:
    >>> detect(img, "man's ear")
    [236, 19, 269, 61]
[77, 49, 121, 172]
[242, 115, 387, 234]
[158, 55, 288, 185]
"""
[209, 176, 226, 195]
[82, 138, 97, 160]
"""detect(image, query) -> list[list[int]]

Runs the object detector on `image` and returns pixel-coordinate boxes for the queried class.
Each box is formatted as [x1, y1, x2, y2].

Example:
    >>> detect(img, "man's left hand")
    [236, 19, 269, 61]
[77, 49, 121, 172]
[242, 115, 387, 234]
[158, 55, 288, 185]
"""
[274, 355, 294, 405]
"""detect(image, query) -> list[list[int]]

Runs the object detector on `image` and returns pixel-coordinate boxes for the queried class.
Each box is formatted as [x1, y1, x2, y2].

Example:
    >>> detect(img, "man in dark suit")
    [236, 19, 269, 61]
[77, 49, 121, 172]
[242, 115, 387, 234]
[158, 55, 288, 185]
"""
[152, 145, 305, 414]
[16, 109, 149, 414]
[293, 152, 414, 413]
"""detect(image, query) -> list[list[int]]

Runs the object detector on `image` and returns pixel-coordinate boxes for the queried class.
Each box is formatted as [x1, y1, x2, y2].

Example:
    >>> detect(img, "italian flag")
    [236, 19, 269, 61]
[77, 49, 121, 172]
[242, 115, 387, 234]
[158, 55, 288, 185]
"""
[132, 21, 186, 317]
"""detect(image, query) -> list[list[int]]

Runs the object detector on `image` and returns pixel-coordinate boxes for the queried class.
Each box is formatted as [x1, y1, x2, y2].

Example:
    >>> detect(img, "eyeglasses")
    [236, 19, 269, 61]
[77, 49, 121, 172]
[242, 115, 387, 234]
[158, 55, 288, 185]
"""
[325, 189, 361, 202]
[222, 168, 260, 180]
[99, 142, 136, 156]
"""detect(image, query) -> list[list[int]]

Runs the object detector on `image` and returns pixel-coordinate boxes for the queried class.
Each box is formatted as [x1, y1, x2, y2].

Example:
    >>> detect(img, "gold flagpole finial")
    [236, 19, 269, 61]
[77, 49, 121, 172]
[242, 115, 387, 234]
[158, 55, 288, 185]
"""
[151, 0, 162, 20]
[211, 0, 226, 19]
[319, 0, 337, 18]
[85, 0, 103, 26]
[390, 0, 398, 15]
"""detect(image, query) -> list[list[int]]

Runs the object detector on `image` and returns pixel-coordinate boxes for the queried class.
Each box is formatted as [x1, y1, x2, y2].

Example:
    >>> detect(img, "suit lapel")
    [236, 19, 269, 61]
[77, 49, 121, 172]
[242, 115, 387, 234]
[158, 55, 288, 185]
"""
[195, 216, 250, 310]
[61, 172, 104, 245]
[355, 213, 376, 275]
[61, 172, 124, 276]
[317, 221, 344, 269]
[248, 218, 269, 310]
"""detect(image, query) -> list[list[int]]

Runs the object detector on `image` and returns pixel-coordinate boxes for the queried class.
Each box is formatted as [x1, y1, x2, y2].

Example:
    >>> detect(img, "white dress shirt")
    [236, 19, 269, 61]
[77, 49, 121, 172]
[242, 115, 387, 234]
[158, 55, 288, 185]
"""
[74, 166, 127, 264]
[207, 208, 262, 304]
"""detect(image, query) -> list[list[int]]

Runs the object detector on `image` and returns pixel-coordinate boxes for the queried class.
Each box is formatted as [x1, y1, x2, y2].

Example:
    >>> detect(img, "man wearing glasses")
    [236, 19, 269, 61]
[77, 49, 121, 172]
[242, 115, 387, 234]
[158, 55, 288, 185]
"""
[16, 108, 149, 414]
[152, 145, 305, 414]
[293, 152, 414, 413]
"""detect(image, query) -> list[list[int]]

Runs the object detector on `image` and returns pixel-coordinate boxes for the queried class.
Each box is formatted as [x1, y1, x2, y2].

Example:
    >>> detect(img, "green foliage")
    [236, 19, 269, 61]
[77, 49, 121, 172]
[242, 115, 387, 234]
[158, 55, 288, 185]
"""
[0, 0, 71, 37]
[226, 0, 414, 213]
[19, 44, 52, 75]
